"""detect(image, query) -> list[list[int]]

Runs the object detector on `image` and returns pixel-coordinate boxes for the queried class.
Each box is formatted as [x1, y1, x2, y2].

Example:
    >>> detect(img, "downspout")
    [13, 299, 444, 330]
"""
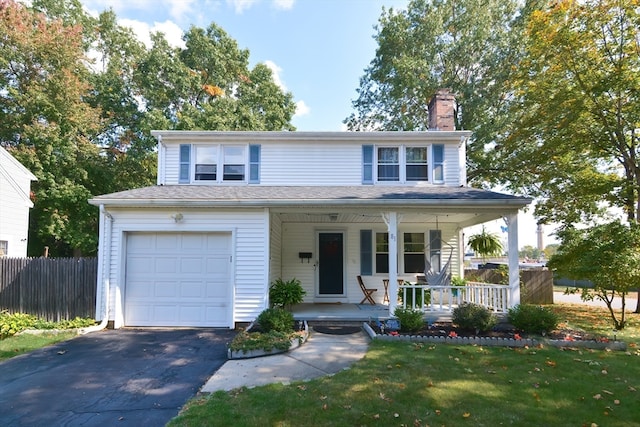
[79, 204, 112, 334]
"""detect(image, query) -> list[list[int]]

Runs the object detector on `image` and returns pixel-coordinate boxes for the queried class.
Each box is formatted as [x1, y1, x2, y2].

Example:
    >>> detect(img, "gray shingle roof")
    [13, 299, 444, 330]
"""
[89, 185, 531, 208]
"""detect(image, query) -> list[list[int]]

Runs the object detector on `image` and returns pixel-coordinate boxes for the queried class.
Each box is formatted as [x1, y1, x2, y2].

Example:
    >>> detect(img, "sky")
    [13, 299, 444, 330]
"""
[77, 0, 555, 249]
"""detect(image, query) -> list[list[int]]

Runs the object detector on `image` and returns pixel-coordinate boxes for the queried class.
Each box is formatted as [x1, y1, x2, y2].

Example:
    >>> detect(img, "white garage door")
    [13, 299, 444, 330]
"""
[124, 232, 232, 327]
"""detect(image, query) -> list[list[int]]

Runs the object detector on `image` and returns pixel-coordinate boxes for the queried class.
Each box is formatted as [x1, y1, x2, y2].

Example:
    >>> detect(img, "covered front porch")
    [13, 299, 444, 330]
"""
[290, 281, 510, 322]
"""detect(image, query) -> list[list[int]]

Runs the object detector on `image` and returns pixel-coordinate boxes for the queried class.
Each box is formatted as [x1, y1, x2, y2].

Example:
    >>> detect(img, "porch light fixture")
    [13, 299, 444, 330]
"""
[329, 213, 338, 222]
[171, 213, 184, 223]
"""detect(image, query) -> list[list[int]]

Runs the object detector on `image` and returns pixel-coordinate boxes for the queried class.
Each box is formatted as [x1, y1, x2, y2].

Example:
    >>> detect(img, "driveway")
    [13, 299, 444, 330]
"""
[0, 328, 236, 426]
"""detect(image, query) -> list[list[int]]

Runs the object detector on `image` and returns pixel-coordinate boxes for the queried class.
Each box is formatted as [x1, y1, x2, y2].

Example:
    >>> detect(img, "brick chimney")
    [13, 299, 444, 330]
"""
[428, 89, 456, 131]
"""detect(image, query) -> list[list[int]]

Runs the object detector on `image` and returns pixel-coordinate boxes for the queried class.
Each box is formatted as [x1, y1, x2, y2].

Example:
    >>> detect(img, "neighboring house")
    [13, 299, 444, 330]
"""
[90, 91, 531, 329]
[0, 146, 37, 258]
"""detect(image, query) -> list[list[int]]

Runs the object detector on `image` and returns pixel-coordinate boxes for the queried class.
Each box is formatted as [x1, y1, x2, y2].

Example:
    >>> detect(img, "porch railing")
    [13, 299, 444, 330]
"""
[398, 282, 509, 314]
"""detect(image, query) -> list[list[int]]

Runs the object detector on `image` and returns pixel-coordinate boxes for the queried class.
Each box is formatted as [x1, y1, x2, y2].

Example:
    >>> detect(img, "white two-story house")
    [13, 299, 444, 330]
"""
[90, 91, 531, 328]
[0, 146, 37, 258]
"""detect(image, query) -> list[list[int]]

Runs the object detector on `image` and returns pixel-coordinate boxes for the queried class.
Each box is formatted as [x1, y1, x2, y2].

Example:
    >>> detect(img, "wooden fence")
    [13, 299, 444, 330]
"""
[0, 257, 97, 321]
[464, 268, 554, 305]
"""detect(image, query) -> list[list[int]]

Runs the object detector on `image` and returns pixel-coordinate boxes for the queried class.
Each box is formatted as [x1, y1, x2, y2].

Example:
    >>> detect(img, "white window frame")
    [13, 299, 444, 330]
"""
[374, 145, 432, 183]
[192, 144, 248, 184]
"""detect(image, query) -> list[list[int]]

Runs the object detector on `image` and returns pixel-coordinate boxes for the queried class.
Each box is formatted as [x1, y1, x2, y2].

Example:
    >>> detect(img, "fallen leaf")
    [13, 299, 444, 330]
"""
[601, 370, 608, 375]
[463, 412, 471, 418]
[297, 385, 306, 391]
[602, 390, 613, 395]
[593, 394, 602, 400]
[322, 403, 327, 410]
[373, 414, 380, 419]
[320, 395, 327, 400]
[614, 400, 620, 405]
[435, 409, 441, 415]
[394, 413, 400, 418]
[546, 360, 556, 367]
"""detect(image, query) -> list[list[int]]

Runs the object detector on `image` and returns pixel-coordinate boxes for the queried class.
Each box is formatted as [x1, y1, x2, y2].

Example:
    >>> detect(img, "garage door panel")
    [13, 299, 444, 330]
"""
[125, 232, 232, 327]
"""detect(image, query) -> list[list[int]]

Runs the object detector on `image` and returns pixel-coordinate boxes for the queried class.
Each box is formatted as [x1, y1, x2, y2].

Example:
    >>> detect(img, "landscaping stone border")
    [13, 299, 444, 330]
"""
[227, 320, 309, 359]
[362, 322, 627, 351]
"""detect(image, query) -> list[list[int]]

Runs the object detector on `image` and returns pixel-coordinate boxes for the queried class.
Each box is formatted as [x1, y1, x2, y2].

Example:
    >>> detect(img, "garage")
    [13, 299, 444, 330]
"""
[124, 232, 232, 327]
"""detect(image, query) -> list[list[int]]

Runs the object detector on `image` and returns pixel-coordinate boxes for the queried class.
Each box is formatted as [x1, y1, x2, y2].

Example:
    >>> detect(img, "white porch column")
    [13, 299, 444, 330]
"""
[506, 212, 520, 307]
[383, 212, 399, 314]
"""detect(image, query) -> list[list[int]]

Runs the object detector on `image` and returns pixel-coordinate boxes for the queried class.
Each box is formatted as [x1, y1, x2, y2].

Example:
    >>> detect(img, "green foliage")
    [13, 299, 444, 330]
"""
[468, 226, 504, 260]
[269, 278, 306, 311]
[0, 312, 94, 339]
[548, 221, 640, 329]
[508, 304, 558, 335]
[1, 2, 296, 256]
[492, 0, 640, 228]
[392, 307, 425, 332]
[256, 308, 294, 333]
[452, 303, 497, 334]
[228, 330, 294, 353]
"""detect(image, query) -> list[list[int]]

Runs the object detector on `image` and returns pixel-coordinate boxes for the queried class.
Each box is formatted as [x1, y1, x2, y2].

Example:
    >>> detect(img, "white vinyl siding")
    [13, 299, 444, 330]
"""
[260, 143, 362, 185]
[103, 208, 268, 327]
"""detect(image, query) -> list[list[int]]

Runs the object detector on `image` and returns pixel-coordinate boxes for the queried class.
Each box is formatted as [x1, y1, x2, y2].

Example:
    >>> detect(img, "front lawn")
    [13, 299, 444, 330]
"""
[169, 304, 640, 427]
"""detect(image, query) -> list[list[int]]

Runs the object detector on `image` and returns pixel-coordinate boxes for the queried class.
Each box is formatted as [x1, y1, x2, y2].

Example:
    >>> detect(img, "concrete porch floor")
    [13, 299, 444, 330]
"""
[291, 303, 454, 323]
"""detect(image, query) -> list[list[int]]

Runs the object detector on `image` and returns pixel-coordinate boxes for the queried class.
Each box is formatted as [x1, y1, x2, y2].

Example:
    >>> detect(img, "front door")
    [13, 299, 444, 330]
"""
[318, 232, 344, 295]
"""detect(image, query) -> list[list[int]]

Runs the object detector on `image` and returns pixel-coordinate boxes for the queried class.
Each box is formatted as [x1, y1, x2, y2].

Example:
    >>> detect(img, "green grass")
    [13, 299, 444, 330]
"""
[169, 304, 640, 427]
[0, 331, 77, 361]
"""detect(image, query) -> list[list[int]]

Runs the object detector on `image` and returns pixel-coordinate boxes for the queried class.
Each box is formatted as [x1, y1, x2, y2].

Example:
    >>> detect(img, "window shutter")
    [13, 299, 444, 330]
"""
[249, 145, 261, 183]
[360, 230, 373, 275]
[179, 144, 191, 183]
[362, 145, 373, 184]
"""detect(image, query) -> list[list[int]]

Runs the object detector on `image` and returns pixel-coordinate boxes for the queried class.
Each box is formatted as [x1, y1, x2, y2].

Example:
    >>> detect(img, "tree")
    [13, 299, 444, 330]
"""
[467, 227, 503, 263]
[344, 0, 523, 181]
[1, 1, 297, 256]
[0, 1, 103, 255]
[490, 0, 640, 312]
[547, 222, 640, 329]
[519, 245, 542, 261]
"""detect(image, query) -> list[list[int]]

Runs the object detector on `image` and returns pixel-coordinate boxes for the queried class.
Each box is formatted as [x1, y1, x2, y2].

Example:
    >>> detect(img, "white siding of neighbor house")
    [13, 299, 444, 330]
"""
[278, 221, 461, 305]
[160, 139, 464, 187]
[0, 149, 35, 258]
[101, 208, 269, 327]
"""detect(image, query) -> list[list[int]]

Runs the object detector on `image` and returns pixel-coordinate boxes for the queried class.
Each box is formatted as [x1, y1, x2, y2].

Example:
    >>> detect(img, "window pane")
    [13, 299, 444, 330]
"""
[376, 254, 389, 274]
[404, 254, 424, 273]
[378, 164, 399, 181]
[360, 230, 373, 275]
[406, 147, 427, 162]
[433, 164, 443, 182]
[223, 164, 245, 180]
[406, 165, 428, 181]
[195, 164, 216, 180]
[196, 146, 217, 164]
[375, 232, 389, 274]
[404, 233, 424, 252]
[378, 147, 398, 163]
[433, 144, 444, 163]
[224, 146, 245, 163]
[375, 233, 388, 252]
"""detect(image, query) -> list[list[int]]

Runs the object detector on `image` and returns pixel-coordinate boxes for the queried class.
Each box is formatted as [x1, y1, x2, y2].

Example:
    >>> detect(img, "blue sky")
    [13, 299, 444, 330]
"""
[77, 0, 553, 248]
[80, 0, 409, 131]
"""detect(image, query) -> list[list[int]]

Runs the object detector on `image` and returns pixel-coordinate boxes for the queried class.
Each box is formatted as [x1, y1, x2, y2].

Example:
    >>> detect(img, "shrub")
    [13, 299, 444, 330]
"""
[392, 307, 425, 332]
[256, 308, 294, 333]
[0, 312, 38, 339]
[452, 303, 497, 334]
[229, 330, 294, 353]
[508, 304, 558, 335]
[269, 278, 306, 311]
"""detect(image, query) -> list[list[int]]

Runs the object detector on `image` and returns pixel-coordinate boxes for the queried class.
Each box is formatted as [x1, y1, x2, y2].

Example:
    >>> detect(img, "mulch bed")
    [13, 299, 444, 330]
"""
[368, 321, 601, 342]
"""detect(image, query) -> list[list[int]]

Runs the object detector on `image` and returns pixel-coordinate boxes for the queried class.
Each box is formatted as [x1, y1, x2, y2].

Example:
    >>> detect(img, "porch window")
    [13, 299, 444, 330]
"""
[377, 147, 399, 181]
[195, 146, 217, 181]
[0, 240, 7, 257]
[403, 232, 425, 273]
[405, 147, 428, 181]
[375, 232, 389, 274]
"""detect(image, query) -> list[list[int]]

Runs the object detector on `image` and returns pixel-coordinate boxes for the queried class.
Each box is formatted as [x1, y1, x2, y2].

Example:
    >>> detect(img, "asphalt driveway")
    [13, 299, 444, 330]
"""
[0, 328, 236, 426]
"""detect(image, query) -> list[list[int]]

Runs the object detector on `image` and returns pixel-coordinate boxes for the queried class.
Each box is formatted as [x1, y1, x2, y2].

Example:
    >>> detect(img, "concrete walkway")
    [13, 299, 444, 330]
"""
[201, 329, 370, 393]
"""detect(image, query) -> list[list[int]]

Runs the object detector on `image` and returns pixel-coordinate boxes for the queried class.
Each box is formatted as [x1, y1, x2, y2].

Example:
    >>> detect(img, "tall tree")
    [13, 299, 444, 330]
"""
[492, 0, 640, 226]
[0, 0, 102, 256]
[344, 0, 522, 180]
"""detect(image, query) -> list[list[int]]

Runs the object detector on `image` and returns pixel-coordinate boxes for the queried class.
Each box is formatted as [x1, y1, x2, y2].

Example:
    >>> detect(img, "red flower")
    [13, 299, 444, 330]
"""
[448, 331, 458, 338]
[514, 333, 522, 340]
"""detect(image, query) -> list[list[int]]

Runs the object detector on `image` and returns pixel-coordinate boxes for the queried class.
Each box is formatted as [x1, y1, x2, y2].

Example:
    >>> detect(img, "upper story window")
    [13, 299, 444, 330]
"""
[364, 145, 441, 184]
[181, 144, 259, 184]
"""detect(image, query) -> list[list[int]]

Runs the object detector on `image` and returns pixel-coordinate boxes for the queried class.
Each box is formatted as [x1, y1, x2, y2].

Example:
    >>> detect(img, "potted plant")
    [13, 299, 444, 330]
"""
[269, 278, 306, 312]
[468, 226, 504, 266]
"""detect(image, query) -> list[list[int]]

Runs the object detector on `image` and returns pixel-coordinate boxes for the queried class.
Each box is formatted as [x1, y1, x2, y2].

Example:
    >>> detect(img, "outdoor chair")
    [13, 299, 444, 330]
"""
[357, 275, 377, 304]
